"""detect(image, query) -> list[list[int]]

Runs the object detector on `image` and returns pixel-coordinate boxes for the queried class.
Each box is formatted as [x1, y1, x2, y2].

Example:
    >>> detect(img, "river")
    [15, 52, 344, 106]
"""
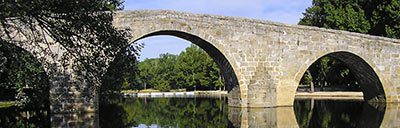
[1, 97, 399, 127]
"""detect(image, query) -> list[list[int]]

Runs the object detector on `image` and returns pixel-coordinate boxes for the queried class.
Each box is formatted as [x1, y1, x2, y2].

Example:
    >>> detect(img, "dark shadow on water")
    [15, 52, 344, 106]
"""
[0, 106, 50, 128]
[294, 99, 385, 128]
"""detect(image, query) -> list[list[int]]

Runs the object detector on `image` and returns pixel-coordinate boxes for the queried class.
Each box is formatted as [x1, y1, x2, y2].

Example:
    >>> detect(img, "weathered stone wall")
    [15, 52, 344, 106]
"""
[114, 10, 400, 108]
[4, 10, 400, 114]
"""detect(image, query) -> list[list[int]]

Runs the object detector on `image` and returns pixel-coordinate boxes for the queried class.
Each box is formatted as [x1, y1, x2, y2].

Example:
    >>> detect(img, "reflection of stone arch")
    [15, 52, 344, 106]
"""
[296, 51, 386, 102]
[293, 99, 386, 127]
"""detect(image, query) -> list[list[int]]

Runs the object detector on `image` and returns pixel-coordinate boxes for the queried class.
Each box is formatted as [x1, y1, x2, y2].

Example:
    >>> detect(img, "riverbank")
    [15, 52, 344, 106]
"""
[0, 101, 15, 108]
[295, 91, 363, 100]
[122, 90, 363, 99]
[123, 90, 227, 98]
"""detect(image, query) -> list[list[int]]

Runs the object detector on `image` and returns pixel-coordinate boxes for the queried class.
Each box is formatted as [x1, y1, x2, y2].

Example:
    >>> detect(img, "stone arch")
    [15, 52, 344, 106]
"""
[125, 30, 240, 92]
[295, 51, 386, 102]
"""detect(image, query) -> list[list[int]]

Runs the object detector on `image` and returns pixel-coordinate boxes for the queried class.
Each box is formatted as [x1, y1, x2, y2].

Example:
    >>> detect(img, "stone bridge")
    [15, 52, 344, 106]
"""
[6, 10, 400, 114]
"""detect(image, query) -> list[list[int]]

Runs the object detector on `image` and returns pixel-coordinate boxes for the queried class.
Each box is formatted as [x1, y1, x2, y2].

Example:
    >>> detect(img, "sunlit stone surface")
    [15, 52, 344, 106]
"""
[5, 10, 400, 115]
[229, 107, 298, 128]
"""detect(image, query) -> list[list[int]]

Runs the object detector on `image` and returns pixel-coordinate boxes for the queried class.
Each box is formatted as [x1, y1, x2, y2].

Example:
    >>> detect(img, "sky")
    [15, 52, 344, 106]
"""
[123, 0, 312, 61]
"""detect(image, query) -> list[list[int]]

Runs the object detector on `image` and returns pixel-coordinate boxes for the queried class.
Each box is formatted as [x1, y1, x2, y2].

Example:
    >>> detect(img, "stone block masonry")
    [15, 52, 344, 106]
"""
[6, 10, 400, 113]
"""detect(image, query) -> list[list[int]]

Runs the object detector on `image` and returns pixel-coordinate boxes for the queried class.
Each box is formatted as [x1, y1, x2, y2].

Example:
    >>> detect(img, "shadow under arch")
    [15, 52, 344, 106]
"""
[0, 41, 51, 127]
[0, 42, 50, 108]
[132, 30, 240, 92]
[293, 99, 385, 128]
[297, 51, 386, 101]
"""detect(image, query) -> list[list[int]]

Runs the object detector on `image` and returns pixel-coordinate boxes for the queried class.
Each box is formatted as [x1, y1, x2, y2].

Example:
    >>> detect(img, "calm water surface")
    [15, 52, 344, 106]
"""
[1, 97, 398, 127]
[100, 97, 230, 127]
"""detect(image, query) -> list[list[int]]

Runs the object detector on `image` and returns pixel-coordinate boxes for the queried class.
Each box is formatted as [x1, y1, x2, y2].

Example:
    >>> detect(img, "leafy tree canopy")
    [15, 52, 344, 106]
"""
[299, 0, 400, 39]
[0, 0, 136, 107]
[0, 0, 133, 82]
[111, 44, 225, 92]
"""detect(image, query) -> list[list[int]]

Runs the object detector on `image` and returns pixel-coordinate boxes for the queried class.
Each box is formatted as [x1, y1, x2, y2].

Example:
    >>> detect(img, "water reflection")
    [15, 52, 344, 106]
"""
[381, 103, 400, 128]
[228, 107, 298, 127]
[294, 99, 385, 128]
[2, 98, 400, 127]
[0, 106, 50, 128]
[99, 97, 229, 127]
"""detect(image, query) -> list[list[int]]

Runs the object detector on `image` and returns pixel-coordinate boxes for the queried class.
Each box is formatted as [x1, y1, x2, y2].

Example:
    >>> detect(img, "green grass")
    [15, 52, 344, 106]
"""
[0, 101, 15, 108]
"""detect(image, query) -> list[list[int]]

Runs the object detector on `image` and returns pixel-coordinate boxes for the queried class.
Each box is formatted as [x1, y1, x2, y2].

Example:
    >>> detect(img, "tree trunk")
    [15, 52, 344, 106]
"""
[310, 81, 314, 93]
[307, 70, 314, 93]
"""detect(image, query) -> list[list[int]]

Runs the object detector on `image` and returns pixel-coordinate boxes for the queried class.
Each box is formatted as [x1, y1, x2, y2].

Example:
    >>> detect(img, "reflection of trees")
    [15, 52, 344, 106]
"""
[294, 99, 313, 127]
[0, 107, 50, 128]
[357, 102, 385, 128]
[100, 98, 228, 127]
[299, 56, 360, 92]
[99, 103, 127, 128]
[294, 100, 385, 128]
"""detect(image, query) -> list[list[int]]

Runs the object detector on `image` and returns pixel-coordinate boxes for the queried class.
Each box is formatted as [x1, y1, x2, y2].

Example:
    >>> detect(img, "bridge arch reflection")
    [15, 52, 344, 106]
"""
[228, 100, 399, 128]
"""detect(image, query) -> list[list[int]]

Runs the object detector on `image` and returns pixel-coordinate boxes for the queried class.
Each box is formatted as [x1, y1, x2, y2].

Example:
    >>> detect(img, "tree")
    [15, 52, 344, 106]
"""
[136, 54, 178, 92]
[137, 58, 159, 90]
[132, 44, 224, 91]
[176, 45, 221, 90]
[0, 0, 137, 106]
[299, 0, 400, 39]
[0, 43, 49, 109]
[153, 53, 178, 91]
[300, 56, 360, 91]
[298, 0, 400, 91]
[100, 47, 140, 104]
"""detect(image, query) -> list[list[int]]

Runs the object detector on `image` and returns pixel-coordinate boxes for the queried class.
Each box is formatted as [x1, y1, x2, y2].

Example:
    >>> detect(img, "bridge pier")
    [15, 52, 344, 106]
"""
[49, 75, 97, 113]
[381, 103, 400, 128]
[51, 113, 98, 127]
[228, 107, 298, 128]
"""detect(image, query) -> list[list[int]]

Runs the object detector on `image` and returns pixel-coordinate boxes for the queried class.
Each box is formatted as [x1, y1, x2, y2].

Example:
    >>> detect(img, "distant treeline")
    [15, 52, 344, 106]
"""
[102, 44, 224, 93]
[300, 56, 360, 92]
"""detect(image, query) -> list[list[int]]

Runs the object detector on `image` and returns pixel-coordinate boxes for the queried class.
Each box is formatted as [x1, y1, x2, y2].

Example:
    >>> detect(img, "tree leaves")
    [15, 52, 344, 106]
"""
[133, 44, 224, 91]
[0, 0, 134, 107]
[298, 0, 400, 91]
[300, 0, 400, 39]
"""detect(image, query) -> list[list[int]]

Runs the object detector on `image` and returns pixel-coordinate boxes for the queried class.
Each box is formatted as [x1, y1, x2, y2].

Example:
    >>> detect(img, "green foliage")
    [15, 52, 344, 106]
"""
[300, 0, 400, 39]
[100, 47, 140, 104]
[0, 106, 50, 128]
[0, 42, 49, 109]
[99, 98, 228, 127]
[301, 56, 360, 91]
[294, 100, 371, 128]
[134, 45, 225, 91]
[0, 101, 14, 108]
[298, 0, 400, 91]
[1, 0, 133, 102]
[0, 0, 136, 107]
